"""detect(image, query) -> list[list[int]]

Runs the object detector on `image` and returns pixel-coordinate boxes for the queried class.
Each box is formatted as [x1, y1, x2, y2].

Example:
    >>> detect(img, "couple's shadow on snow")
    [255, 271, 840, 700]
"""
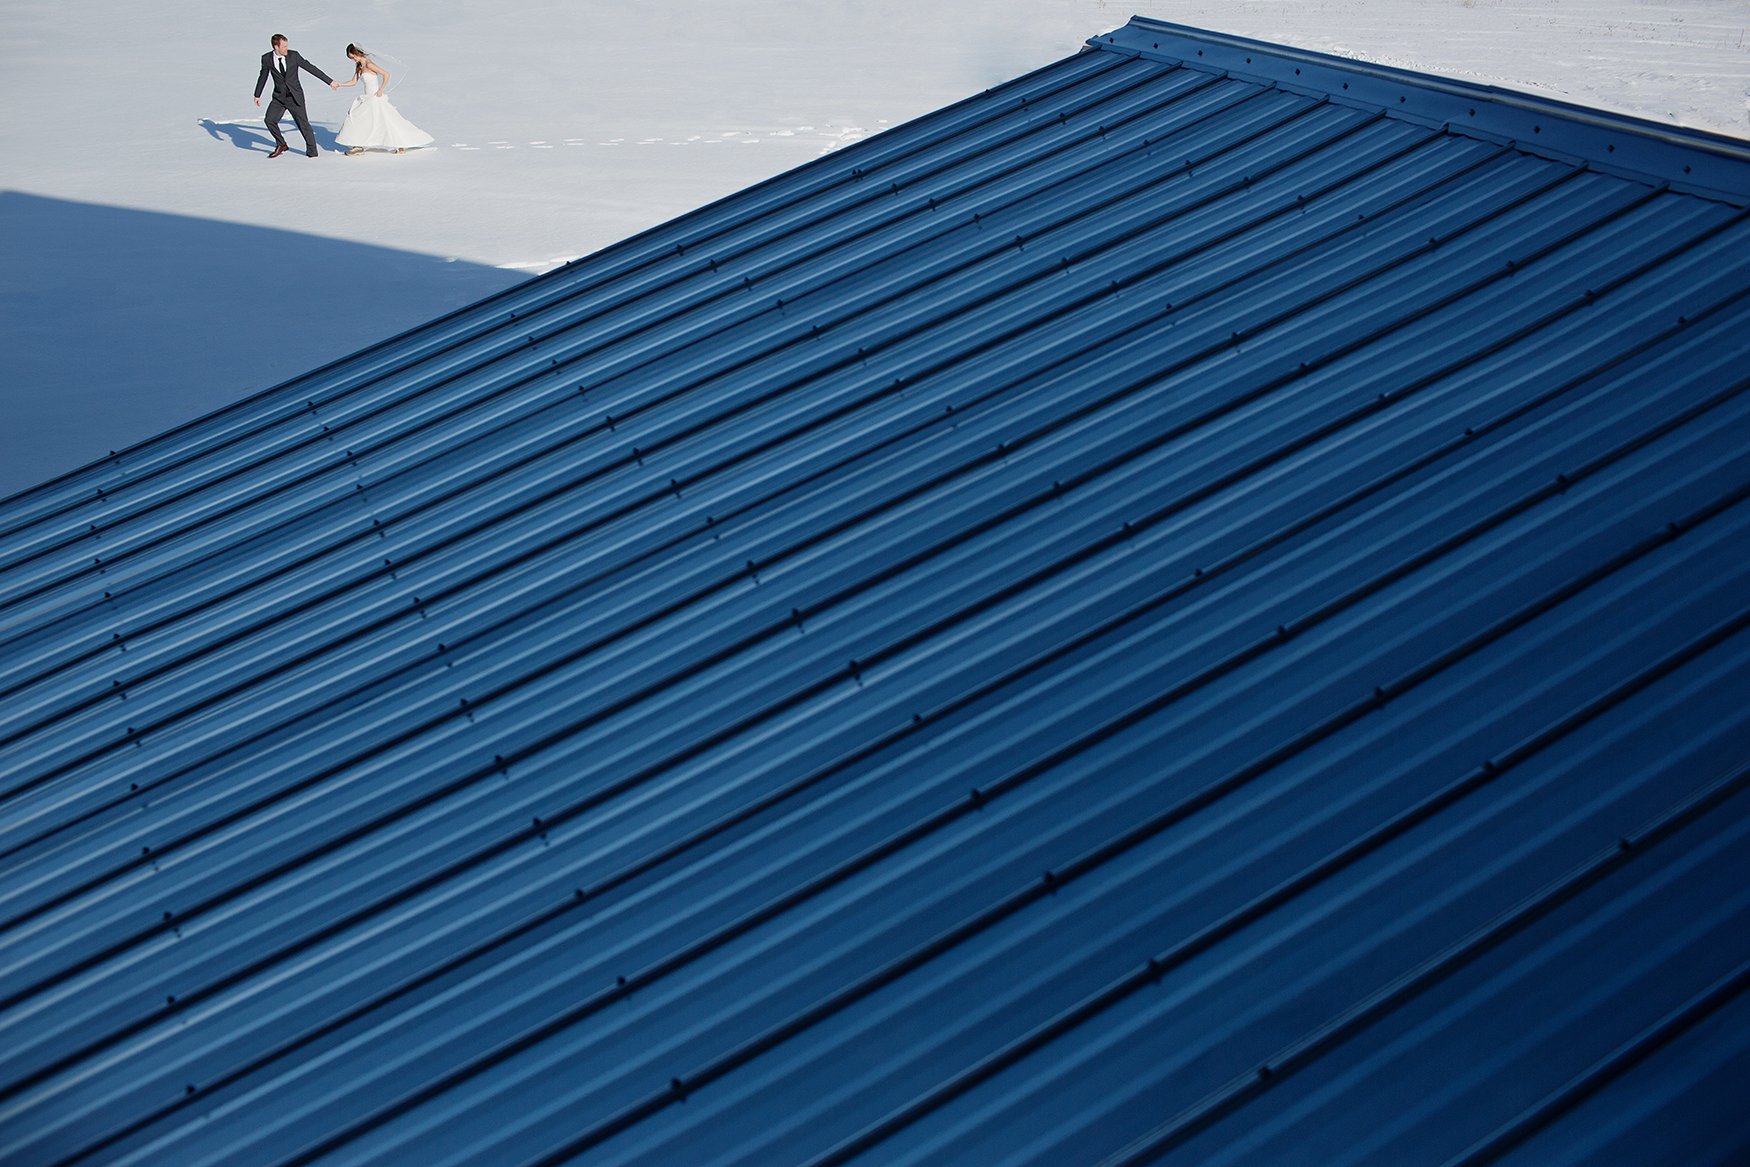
[199, 117, 341, 154]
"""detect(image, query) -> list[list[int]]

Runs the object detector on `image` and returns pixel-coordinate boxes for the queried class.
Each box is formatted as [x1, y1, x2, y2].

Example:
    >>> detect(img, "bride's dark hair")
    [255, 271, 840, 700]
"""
[346, 42, 368, 69]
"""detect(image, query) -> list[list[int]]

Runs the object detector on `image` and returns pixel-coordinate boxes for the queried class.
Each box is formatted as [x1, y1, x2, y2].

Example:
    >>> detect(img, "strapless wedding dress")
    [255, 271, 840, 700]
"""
[336, 71, 434, 151]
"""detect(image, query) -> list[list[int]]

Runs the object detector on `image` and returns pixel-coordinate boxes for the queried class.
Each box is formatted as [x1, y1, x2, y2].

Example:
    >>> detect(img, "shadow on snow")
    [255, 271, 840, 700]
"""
[0, 192, 527, 501]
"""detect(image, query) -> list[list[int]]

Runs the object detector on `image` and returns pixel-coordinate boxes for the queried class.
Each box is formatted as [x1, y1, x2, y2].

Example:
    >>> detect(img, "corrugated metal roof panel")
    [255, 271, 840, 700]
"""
[3, 19, 1749, 1166]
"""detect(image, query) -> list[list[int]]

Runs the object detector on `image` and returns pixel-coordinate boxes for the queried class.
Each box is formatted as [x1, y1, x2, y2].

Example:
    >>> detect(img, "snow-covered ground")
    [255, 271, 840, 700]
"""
[2, 0, 1746, 496]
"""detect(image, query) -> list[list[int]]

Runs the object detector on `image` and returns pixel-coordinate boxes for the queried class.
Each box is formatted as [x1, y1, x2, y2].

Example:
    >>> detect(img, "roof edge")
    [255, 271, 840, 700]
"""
[1089, 17, 1750, 205]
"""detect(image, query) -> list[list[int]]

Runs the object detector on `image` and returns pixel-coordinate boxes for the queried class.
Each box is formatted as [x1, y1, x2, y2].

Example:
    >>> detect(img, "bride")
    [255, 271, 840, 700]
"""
[335, 43, 433, 155]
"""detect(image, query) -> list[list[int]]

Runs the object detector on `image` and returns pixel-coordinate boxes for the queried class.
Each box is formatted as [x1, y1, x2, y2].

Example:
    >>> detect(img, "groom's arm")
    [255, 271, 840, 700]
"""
[253, 57, 270, 100]
[298, 55, 336, 87]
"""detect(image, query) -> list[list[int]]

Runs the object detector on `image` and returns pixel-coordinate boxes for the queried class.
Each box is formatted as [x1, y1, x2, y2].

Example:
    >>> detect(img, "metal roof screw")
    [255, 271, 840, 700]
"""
[532, 816, 542, 828]
[1619, 838, 1634, 852]
[912, 713, 923, 724]
[167, 995, 176, 1005]
[1258, 1065, 1274, 1081]
[670, 1078, 685, 1093]
[185, 1084, 196, 1096]
[162, 911, 173, 921]
[574, 888, 585, 900]
[617, 975, 627, 986]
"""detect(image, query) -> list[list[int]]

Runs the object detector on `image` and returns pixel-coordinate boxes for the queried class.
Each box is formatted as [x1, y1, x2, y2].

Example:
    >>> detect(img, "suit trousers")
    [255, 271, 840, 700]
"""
[265, 98, 318, 153]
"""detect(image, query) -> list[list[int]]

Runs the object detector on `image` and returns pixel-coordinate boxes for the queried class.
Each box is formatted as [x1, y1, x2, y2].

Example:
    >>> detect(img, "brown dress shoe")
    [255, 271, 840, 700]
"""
[268, 144, 288, 159]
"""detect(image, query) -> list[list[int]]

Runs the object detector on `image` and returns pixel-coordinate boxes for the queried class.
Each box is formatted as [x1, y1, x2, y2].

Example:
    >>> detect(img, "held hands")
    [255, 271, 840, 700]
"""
[330, 80, 339, 90]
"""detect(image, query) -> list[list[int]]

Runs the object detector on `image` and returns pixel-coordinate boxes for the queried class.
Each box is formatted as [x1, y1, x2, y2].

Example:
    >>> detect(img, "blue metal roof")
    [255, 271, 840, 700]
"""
[4, 18, 1749, 1165]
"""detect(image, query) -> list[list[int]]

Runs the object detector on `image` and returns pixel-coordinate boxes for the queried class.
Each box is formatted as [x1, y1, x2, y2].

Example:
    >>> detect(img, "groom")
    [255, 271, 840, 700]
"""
[253, 34, 338, 158]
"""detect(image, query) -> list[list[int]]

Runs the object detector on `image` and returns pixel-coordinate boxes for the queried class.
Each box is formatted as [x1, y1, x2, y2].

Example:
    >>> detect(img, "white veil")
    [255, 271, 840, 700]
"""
[358, 45, 413, 96]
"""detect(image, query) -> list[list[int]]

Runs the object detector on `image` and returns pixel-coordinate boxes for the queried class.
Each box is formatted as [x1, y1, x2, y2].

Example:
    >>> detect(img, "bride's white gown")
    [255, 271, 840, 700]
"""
[336, 71, 434, 151]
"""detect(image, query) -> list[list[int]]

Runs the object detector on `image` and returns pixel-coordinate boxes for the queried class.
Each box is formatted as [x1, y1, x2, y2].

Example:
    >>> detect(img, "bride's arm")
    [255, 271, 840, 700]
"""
[368, 61, 390, 94]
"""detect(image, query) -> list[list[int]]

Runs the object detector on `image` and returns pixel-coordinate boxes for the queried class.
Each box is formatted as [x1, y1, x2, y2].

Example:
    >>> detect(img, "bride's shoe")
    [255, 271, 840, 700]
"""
[345, 146, 365, 156]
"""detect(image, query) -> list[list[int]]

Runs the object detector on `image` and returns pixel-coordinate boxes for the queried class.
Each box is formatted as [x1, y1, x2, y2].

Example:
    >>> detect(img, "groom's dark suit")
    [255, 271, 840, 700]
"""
[255, 50, 334, 155]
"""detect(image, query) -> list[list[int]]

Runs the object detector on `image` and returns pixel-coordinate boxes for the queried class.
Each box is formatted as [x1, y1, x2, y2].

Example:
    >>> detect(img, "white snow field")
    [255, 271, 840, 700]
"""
[2, 0, 1746, 495]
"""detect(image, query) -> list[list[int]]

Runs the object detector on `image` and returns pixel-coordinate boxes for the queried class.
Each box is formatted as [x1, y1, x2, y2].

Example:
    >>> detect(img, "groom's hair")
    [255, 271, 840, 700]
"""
[271, 34, 287, 47]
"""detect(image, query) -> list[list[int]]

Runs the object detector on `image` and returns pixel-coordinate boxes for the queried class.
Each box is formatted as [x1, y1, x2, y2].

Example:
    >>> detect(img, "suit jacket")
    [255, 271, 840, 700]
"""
[255, 50, 333, 107]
